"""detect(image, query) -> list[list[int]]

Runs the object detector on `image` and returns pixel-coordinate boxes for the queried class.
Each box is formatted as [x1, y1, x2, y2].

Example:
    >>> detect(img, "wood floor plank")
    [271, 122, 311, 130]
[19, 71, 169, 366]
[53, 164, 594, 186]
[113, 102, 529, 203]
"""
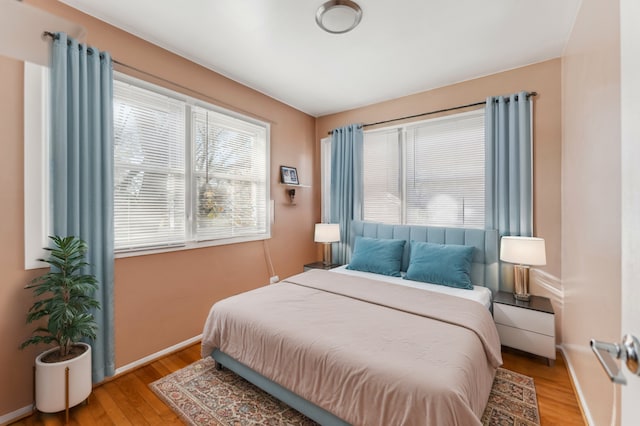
[121, 370, 184, 425]
[114, 373, 166, 425]
[149, 357, 174, 377]
[157, 353, 190, 373]
[175, 344, 201, 365]
[101, 381, 151, 426]
[12, 342, 586, 425]
[66, 400, 98, 426]
[133, 364, 164, 385]
[90, 386, 132, 426]
[82, 393, 115, 426]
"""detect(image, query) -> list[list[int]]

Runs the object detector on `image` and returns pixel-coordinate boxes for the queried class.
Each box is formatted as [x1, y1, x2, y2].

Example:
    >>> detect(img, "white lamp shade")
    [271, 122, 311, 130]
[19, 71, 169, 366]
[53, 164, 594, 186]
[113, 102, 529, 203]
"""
[500, 236, 546, 266]
[314, 223, 340, 243]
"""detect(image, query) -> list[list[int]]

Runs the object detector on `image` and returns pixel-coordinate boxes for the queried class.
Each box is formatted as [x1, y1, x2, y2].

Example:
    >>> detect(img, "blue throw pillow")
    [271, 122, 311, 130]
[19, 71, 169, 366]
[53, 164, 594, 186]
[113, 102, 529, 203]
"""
[404, 241, 474, 289]
[346, 237, 406, 277]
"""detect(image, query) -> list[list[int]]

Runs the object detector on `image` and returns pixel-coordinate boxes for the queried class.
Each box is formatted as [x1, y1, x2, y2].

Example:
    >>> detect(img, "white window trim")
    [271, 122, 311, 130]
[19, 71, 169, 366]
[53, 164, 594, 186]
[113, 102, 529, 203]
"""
[24, 62, 50, 270]
[114, 233, 271, 259]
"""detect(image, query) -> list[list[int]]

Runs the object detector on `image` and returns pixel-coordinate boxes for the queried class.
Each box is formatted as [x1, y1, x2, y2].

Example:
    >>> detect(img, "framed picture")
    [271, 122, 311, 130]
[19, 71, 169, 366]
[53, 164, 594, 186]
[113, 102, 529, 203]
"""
[280, 166, 299, 185]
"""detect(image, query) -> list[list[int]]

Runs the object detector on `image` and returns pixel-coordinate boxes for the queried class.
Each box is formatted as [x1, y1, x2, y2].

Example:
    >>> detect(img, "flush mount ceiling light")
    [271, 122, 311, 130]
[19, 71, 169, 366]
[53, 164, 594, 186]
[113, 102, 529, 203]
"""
[315, 0, 363, 34]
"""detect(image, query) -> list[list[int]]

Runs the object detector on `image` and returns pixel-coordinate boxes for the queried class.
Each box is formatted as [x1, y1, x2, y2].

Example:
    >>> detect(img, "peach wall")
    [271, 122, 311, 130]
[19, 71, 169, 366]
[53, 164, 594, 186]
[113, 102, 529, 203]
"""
[561, 0, 622, 424]
[0, 56, 50, 422]
[0, 0, 318, 418]
[316, 60, 562, 283]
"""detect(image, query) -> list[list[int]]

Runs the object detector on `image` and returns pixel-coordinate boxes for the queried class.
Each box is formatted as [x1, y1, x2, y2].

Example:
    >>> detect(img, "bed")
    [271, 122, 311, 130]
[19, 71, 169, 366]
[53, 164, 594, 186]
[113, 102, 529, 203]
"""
[202, 220, 501, 425]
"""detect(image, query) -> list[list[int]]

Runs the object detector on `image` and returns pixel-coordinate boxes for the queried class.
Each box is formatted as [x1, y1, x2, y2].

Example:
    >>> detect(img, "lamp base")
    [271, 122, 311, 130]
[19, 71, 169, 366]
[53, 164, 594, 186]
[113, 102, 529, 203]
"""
[322, 243, 333, 266]
[513, 264, 531, 302]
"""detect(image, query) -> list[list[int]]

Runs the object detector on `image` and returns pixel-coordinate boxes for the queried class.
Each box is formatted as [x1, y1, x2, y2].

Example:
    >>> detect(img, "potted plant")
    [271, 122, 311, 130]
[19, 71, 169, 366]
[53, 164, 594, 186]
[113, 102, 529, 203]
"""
[21, 235, 100, 413]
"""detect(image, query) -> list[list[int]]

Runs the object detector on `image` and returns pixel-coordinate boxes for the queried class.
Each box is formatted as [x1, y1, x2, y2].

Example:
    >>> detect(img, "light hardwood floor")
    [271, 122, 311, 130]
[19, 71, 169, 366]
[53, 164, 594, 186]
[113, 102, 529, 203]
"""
[12, 344, 585, 425]
[502, 347, 586, 425]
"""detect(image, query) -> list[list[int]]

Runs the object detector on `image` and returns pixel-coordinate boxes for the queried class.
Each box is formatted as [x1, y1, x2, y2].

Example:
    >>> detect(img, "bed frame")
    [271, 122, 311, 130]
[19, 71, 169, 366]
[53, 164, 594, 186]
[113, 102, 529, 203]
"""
[212, 221, 499, 425]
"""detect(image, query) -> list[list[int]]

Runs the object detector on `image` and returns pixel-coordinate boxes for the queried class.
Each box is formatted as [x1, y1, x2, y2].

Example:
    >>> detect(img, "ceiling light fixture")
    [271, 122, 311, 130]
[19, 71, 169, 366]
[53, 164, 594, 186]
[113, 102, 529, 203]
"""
[315, 0, 363, 34]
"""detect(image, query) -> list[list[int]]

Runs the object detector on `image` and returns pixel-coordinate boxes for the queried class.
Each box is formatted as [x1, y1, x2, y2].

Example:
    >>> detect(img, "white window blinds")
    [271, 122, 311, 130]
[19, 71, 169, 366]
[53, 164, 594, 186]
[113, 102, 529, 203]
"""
[405, 110, 485, 228]
[363, 128, 402, 224]
[113, 75, 270, 253]
[357, 109, 485, 228]
[192, 107, 268, 242]
[114, 80, 186, 251]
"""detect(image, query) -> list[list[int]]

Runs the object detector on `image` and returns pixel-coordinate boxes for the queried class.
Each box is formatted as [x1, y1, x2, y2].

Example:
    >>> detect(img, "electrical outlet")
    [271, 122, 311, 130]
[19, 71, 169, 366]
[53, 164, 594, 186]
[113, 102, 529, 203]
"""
[269, 275, 280, 284]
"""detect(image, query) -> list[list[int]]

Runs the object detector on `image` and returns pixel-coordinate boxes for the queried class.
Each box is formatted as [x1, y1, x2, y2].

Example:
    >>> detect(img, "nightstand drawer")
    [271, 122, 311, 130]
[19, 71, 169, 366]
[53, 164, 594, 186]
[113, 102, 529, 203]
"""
[496, 324, 556, 360]
[494, 303, 554, 336]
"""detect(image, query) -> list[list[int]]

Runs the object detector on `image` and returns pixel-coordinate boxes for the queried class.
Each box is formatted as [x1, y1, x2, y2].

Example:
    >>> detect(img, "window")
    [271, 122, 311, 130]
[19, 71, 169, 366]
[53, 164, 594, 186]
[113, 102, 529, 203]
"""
[114, 75, 270, 253]
[190, 107, 268, 242]
[321, 109, 485, 228]
[25, 68, 270, 265]
[403, 110, 485, 228]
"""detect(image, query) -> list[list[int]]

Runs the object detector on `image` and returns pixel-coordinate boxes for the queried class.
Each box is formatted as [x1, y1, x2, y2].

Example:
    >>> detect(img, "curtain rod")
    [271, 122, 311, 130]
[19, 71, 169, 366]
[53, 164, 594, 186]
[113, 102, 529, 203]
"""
[42, 31, 271, 124]
[43, 31, 209, 96]
[42, 31, 536, 134]
[327, 91, 537, 135]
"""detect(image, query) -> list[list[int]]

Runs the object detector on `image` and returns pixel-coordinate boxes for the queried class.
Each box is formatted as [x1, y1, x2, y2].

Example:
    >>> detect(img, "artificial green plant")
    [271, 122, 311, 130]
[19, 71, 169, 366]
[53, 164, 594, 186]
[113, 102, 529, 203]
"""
[21, 236, 100, 359]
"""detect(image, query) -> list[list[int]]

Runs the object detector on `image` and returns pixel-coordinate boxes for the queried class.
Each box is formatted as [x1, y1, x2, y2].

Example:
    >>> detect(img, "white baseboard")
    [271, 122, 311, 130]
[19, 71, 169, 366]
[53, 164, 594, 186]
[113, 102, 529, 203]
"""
[0, 404, 33, 426]
[114, 334, 202, 377]
[560, 344, 595, 426]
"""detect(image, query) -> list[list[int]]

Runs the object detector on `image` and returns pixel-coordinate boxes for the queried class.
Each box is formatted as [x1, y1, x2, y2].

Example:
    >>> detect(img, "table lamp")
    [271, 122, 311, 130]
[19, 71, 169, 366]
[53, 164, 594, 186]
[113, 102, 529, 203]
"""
[314, 223, 340, 265]
[500, 236, 546, 301]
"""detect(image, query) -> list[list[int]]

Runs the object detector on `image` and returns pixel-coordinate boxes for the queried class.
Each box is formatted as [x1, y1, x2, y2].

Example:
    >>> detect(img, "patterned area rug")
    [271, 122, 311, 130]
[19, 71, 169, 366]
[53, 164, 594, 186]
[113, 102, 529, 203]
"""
[150, 358, 540, 426]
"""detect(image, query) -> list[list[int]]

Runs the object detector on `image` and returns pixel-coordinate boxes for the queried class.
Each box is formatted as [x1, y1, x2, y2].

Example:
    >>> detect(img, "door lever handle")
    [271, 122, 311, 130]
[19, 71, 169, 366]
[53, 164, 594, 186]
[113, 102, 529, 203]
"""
[590, 334, 640, 385]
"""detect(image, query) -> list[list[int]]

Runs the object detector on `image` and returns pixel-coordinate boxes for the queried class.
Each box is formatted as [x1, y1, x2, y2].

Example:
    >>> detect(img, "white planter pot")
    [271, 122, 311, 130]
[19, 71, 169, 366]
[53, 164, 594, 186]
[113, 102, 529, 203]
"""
[35, 342, 92, 413]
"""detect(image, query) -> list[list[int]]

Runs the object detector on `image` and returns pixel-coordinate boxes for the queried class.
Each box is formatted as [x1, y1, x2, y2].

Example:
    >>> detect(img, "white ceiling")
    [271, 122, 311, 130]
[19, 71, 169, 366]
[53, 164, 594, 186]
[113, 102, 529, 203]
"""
[59, 0, 582, 117]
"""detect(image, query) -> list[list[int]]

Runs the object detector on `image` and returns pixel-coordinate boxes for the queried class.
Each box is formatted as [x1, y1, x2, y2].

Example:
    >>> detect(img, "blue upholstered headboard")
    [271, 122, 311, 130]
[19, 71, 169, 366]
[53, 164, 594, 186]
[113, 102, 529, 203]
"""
[350, 220, 499, 295]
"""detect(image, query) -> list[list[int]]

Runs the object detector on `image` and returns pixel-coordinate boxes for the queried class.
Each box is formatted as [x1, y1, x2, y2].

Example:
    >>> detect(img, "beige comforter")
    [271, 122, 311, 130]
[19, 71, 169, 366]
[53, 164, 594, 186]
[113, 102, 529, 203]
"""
[201, 269, 502, 426]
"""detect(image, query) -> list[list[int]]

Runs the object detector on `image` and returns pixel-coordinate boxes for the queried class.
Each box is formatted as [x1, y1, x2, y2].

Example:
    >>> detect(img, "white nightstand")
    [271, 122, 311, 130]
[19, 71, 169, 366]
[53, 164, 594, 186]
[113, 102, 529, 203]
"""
[493, 291, 556, 365]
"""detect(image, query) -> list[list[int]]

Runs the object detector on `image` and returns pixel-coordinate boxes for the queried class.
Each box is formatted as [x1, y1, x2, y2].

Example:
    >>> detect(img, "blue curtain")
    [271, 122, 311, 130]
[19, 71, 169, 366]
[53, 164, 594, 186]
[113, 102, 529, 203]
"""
[50, 32, 115, 383]
[485, 91, 533, 237]
[330, 124, 363, 264]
